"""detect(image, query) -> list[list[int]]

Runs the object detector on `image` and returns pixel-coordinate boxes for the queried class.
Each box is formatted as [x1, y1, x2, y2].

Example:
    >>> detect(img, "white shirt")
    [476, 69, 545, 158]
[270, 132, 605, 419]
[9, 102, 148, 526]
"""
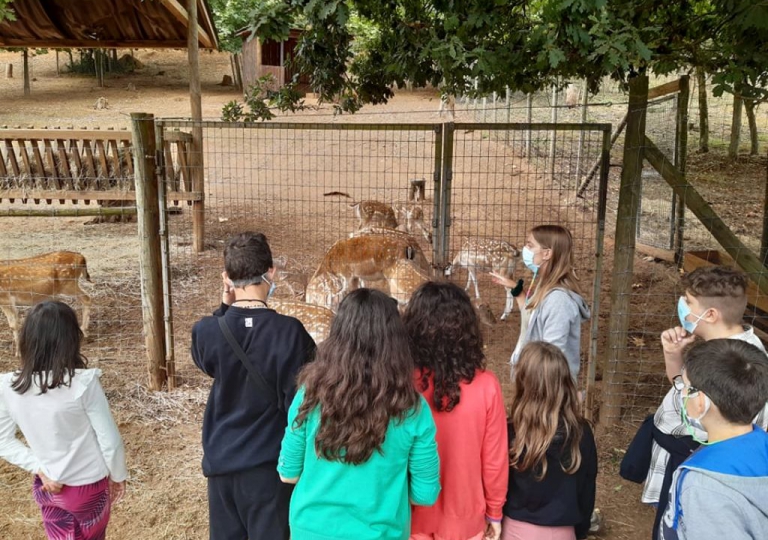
[0, 369, 128, 486]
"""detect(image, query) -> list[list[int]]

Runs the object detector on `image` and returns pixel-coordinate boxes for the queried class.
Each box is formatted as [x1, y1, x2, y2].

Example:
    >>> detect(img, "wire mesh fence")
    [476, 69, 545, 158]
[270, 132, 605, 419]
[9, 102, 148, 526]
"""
[156, 119, 610, 407]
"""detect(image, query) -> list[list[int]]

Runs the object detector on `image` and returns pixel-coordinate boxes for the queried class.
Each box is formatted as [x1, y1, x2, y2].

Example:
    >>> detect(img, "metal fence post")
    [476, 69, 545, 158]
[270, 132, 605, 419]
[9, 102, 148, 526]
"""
[432, 124, 443, 272]
[549, 85, 558, 179]
[673, 76, 690, 264]
[131, 112, 168, 391]
[525, 94, 533, 156]
[154, 120, 176, 390]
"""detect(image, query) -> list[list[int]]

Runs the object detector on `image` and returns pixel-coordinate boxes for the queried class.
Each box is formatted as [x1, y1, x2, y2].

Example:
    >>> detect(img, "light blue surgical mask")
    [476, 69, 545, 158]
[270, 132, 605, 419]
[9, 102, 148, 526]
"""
[677, 296, 706, 334]
[262, 273, 276, 298]
[522, 246, 539, 274]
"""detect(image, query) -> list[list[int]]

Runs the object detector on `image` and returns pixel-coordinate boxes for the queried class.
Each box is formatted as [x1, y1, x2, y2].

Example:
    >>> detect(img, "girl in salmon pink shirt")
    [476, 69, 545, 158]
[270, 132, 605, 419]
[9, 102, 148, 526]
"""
[404, 281, 508, 540]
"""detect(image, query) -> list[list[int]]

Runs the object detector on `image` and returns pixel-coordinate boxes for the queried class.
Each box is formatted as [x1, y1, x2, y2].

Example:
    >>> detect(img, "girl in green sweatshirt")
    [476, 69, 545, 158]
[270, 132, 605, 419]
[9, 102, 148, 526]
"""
[278, 288, 441, 540]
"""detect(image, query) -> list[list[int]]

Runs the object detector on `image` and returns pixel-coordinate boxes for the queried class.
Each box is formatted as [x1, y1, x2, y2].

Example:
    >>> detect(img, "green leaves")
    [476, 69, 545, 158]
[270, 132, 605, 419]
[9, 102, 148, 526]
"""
[0, 0, 15, 22]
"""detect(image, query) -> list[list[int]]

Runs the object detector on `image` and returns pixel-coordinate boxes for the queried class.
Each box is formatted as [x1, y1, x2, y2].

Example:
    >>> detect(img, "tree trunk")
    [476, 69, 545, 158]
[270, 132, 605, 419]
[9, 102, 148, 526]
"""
[696, 67, 709, 153]
[728, 93, 743, 160]
[22, 49, 30, 96]
[744, 99, 759, 156]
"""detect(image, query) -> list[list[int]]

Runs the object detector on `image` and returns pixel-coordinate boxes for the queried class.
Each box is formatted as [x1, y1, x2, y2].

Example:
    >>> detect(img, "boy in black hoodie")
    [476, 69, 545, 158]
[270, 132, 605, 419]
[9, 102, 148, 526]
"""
[192, 232, 315, 540]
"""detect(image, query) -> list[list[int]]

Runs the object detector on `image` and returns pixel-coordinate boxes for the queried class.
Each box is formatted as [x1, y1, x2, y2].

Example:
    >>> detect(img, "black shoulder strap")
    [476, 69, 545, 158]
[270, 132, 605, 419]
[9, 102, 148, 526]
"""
[217, 316, 282, 411]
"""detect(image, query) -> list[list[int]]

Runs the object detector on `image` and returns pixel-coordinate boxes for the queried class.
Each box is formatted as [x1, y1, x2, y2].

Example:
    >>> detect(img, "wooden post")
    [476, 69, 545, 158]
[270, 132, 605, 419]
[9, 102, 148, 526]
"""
[56, 50, 60, 77]
[673, 76, 690, 264]
[575, 80, 589, 186]
[131, 112, 168, 391]
[22, 49, 30, 96]
[188, 0, 205, 252]
[505, 87, 511, 143]
[5, 63, 12, 78]
[549, 85, 558, 179]
[600, 74, 649, 428]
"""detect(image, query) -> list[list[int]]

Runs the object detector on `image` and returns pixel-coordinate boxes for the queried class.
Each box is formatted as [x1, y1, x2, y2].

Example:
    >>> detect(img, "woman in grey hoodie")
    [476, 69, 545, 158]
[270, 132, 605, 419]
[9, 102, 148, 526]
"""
[491, 225, 590, 380]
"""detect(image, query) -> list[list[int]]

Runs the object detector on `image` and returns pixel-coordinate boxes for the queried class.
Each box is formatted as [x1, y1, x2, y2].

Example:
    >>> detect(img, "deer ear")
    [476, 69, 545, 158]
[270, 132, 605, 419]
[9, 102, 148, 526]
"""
[406, 246, 415, 260]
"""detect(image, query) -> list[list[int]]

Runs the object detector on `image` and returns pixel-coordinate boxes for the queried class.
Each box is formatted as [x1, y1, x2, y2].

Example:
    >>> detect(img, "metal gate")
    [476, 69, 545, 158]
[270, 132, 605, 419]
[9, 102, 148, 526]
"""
[155, 120, 610, 409]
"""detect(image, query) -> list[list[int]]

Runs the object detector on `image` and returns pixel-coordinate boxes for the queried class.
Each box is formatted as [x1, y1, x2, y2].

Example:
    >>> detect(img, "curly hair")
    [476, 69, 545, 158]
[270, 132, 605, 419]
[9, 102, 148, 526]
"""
[295, 288, 420, 465]
[509, 341, 583, 480]
[402, 281, 486, 412]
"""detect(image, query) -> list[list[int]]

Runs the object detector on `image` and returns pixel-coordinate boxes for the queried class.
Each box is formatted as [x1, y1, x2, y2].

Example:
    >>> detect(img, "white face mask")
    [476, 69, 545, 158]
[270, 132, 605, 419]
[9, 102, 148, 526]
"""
[678, 390, 712, 445]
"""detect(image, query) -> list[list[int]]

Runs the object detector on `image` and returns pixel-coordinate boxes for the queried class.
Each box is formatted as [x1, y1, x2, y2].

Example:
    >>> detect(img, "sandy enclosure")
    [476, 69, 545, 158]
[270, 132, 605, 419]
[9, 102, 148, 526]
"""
[5, 47, 757, 539]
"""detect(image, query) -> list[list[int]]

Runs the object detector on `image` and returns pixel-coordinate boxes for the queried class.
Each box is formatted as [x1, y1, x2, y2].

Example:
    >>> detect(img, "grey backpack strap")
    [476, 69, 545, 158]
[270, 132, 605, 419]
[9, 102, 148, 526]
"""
[217, 316, 281, 411]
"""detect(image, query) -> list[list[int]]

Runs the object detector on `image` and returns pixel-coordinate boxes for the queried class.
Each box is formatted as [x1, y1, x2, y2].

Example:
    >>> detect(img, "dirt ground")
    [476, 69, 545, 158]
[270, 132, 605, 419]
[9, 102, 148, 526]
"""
[2, 48, 762, 540]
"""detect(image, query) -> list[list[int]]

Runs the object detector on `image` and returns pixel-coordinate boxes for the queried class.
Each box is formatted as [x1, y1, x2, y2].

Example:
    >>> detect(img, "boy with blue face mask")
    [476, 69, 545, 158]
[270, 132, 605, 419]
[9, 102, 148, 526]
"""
[191, 232, 316, 540]
[659, 339, 768, 540]
[640, 266, 768, 539]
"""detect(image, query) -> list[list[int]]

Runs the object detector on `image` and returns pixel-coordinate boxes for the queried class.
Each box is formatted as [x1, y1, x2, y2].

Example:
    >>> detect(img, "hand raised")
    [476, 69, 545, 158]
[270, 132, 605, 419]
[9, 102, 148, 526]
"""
[661, 326, 696, 355]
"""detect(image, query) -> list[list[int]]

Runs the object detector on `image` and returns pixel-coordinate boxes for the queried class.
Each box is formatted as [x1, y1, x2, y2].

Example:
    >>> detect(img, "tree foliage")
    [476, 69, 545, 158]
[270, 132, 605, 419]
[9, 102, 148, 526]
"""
[226, 0, 768, 117]
[0, 0, 15, 23]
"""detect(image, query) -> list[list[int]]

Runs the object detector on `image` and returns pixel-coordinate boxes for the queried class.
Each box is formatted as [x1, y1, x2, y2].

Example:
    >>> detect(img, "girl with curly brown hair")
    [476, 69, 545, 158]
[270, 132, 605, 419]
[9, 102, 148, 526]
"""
[503, 342, 597, 540]
[278, 288, 440, 540]
[403, 282, 508, 540]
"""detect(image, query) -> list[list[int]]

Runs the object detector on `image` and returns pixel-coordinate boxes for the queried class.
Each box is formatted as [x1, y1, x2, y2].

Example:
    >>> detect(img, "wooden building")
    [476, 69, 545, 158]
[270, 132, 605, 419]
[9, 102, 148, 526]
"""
[238, 28, 308, 90]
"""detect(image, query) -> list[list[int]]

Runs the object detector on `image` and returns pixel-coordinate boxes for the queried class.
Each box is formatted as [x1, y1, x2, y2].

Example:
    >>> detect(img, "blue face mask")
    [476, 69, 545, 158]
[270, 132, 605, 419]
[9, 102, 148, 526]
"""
[522, 246, 539, 274]
[677, 296, 706, 333]
[262, 273, 276, 298]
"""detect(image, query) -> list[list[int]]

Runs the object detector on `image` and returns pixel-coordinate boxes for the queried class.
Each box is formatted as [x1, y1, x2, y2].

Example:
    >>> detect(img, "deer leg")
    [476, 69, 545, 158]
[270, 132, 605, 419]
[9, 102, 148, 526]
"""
[79, 289, 92, 337]
[0, 302, 20, 356]
[500, 287, 514, 321]
[469, 269, 481, 299]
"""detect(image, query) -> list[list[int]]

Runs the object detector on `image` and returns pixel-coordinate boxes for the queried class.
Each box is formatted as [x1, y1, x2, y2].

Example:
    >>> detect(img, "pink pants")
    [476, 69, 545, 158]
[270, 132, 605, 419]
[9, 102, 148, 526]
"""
[33, 476, 111, 540]
[411, 532, 484, 540]
[500, 517, 575, 540]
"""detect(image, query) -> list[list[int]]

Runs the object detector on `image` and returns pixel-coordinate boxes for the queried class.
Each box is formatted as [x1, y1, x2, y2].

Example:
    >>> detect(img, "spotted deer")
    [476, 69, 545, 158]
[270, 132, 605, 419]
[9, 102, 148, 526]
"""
[445, 238, 521, 320]
[324, 192, 431, 242]
[0, 251, 92, 354]
[269, 299, 334, 344]
[306, 232, 429, 310]
[383, 258, 431, 307]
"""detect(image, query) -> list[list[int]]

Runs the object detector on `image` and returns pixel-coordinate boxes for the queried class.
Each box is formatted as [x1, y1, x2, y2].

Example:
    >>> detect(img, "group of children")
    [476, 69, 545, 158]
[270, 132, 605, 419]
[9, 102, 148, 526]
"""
[0, 224, 765, 540]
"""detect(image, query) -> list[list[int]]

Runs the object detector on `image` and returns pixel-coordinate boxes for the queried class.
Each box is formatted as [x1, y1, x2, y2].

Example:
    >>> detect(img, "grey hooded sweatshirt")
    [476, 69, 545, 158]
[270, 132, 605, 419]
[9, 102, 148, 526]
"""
[510, 288, 590, 379]
[660, 427, 768, 540]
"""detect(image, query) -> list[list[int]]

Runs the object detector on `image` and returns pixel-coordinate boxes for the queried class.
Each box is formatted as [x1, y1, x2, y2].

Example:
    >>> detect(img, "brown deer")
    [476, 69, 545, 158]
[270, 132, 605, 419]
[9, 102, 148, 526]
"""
[383, 258, 431, 307]
[269, 299, 334, 344]
[324, 192, 431, 242]
[0, 251, 92, 354]
[306, 232, 429, 310]
[445, 238, 520, 320]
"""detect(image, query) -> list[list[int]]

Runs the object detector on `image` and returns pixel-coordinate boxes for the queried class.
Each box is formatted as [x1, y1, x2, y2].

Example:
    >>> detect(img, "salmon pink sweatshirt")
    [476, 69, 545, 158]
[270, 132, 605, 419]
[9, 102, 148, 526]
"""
[410, 368, 509, 540]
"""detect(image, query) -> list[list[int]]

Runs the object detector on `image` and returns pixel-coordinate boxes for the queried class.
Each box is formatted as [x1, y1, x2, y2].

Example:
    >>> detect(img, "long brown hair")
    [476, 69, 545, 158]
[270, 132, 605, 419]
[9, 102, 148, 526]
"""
[295, 288, 420, 464]
[509, 341, 583, 480]
[13, 301, 88, 395]
[403, 281, 485, 412]
[527, 225, 581, 310]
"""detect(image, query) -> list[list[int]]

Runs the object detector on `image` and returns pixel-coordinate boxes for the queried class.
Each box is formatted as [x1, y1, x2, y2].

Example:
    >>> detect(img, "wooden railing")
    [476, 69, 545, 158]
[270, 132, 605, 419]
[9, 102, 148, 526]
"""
[0, 127, 201, 205]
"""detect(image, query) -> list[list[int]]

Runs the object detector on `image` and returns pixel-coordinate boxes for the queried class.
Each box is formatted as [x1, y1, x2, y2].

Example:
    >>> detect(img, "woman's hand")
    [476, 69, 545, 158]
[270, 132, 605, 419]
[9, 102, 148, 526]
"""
[109, 480, 126, 504]
[484, 520, 502, 540]
[489, 271, 517, 289]
[221, 272, 236, 306]
[38, 471, 63, 494]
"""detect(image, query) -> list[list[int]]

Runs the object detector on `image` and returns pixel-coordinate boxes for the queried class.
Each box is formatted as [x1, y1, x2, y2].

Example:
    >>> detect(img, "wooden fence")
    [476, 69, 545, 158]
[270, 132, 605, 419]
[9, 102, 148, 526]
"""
[0, 127, 201, 205]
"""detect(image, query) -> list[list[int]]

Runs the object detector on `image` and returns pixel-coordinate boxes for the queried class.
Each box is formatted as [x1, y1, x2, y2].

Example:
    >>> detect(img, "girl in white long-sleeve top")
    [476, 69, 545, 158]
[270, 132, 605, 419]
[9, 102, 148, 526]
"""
[0, 301, 127, 540]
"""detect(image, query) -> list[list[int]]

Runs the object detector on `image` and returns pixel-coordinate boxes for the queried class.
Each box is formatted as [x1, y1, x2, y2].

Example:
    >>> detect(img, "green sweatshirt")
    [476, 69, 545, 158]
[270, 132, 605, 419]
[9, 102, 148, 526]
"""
[278, 388, 440, 540]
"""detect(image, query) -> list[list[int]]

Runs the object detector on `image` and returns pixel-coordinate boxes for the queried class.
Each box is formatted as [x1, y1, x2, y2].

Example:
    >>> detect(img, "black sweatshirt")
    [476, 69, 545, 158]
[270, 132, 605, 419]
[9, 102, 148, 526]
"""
[191, 303, 316, 477]
[503, 420, 598, 539]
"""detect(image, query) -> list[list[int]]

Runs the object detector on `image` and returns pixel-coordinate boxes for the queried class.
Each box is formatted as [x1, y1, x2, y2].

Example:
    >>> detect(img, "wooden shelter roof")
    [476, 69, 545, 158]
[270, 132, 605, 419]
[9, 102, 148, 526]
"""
[0, 0, 218, 49]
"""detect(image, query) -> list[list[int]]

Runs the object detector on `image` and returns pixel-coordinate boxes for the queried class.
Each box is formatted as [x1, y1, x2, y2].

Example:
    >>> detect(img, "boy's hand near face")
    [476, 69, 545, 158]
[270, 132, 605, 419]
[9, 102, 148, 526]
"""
[661, 326, 696, 381]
